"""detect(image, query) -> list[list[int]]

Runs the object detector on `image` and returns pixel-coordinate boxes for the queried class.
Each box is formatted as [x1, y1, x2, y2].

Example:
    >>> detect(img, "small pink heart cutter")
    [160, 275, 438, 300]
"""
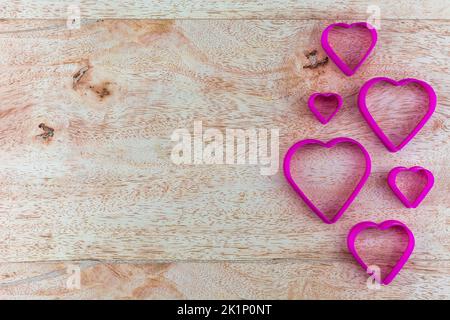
[308, 92, 343, 125]
[358, 77, 437, 152]
[321, 22, 377, 76]
[347, 220, 415, 285]
[388, 166, 434, 208]
[283, 137, 371, 224]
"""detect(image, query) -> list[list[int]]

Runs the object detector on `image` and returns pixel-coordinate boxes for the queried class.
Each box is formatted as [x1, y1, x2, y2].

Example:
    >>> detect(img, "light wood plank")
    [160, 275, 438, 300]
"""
[0, 261, 449, 299]
[1, 0, 449, 301]
[0, 19, 448, 263]
[0, 19, 449, 262]
[0, 0, 449, 20]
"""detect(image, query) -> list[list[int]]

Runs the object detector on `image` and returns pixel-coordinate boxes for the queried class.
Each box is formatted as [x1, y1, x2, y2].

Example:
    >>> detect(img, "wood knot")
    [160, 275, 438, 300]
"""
[303, 49, 329, 69]
[89, 83, 111, 99]
[37, 123, 55, 141]
[72, 66, 90, 89]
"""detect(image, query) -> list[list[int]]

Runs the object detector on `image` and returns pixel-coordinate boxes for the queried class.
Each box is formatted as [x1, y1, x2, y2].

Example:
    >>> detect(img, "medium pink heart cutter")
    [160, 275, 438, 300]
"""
[308, 92, 343, 124]
[388, 166, 434, 208]
[321, 22, 377, 76]
[283, 137, 371, 224]
[347, 220, 415, 285]
[358, 77, 437, 152]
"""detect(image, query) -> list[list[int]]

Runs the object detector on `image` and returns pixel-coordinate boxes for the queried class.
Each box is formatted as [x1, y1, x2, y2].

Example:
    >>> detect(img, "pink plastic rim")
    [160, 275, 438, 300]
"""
[283, 137, 371, 224]
[347, 220, 415, 285]
[321, 22, 377, 76]
[387, 166, 434, 208]
[358, 77, 437, 152]
[308, 92, 343, 125]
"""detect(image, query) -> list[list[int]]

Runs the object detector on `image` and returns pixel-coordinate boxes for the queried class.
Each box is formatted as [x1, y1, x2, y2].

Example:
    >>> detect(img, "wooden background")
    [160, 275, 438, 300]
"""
[0, 0, 449, 299]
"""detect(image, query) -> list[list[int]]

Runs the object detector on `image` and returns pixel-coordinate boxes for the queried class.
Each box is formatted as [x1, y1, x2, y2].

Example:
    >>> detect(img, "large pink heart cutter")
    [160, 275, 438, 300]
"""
[347, 220, 415, 285]
[283, 137, 371, 224]
[388, 166, 434, 208]
[308, 92, 343, 125]
[358, 77, 437, 152]
[321, 22, 377, 76]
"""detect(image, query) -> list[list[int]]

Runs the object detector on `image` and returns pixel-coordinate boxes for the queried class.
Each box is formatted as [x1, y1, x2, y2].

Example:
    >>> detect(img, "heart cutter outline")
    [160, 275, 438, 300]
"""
[308, 92, 343, 125]
[321, 22, 378, 76]
[283, 137, 372, 224]
[387, 166, 434, 208]
[347, 220, 415, 285]
[358, 77, 437, 152]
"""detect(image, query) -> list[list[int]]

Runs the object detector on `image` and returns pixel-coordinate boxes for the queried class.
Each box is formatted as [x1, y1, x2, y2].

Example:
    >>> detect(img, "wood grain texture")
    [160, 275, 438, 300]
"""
[0, 19, 448, 263]
[0, 0, 449, 299]
[0, 0, 449, 20]
[1, 260, 449, 299]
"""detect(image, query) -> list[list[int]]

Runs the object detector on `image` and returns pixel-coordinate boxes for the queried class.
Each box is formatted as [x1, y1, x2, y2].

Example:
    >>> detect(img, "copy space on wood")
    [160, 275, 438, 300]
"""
[0, 19, 448, 262]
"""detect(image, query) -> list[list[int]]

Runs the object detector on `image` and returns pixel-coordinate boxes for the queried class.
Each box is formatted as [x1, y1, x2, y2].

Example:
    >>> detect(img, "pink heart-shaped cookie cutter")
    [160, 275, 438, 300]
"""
[347, 220, 415, 285]
[308, 92, 343, 125]
[358, 77, 437, 152]
[283, 137, 371, 224]
[388, 166, 434, 208]
[321, 22, 377, 76]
